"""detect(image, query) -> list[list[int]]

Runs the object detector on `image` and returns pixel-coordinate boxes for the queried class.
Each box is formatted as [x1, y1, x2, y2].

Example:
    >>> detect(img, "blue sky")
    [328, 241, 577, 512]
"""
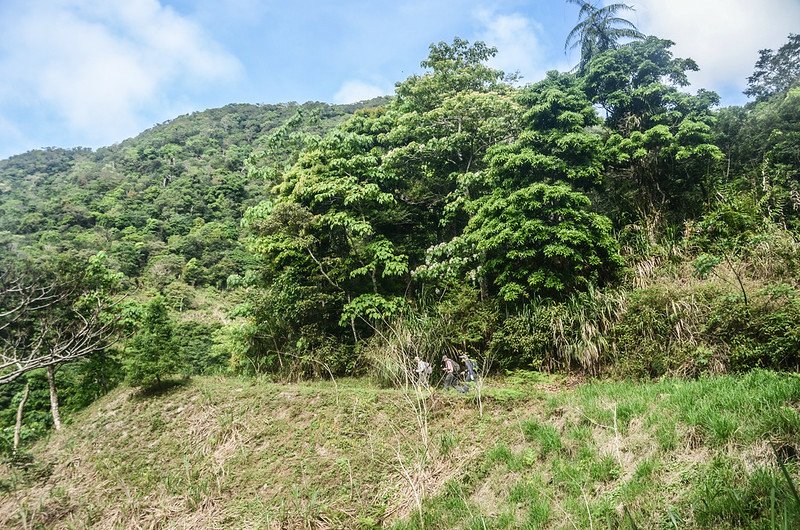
[1, 0, 799, 160]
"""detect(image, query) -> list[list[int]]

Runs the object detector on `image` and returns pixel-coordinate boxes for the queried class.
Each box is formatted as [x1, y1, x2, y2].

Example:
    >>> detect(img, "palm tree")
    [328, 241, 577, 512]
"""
[564, 0, 644, 73]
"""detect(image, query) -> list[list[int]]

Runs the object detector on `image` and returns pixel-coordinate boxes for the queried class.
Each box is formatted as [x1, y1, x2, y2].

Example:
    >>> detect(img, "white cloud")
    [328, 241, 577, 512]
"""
[0, 0, 241, 146]
[474, 9, 569, 85]
[627, 0, 800, 100]
[333, 80, 389, 104]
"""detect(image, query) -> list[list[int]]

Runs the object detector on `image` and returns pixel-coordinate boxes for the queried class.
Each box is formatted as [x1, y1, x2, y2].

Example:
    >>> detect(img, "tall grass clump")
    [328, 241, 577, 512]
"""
[361, 309, 456, 389]
[362, 286, 495, 387]
[490, 288, 626, 374]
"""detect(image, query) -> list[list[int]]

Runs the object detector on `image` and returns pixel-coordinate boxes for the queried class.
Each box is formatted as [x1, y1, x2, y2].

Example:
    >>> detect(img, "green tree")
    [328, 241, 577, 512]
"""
[583, 37, 724, 224]
[456, 183, 621, 301]
[730, 87, 800, 227]
[564, 0, 643, 74]
[1, 252, 124, 431]
[418, 73, 620, 302]
[242, 38, 520, 374]
[713, 36, 800, 228]
[744, 33, 800, 102]
[123, 297, 181, 387]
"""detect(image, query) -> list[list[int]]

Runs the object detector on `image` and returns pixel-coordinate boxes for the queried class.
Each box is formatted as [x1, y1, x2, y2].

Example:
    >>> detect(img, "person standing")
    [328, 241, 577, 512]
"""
[442, 355, 468, 392]
[414, 356, 431, 387]
[441, 355, 456, 390]
[460, 353, 476, 383]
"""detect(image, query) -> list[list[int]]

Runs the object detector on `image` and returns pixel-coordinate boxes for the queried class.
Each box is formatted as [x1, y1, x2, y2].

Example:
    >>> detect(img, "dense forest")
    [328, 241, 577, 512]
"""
[1, 21, 799, 460]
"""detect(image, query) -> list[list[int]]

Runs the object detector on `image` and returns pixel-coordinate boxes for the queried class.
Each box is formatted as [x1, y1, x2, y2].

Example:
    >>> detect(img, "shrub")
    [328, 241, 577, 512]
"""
[706, 283, 800, 371]
[123, 297, 183, 387]
[608, 284, 718, 377]
[490, 289, 623, 373]
[362, 286, 496, 387]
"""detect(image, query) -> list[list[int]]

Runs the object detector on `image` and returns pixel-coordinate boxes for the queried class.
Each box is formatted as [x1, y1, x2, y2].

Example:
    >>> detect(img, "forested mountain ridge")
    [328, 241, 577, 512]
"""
[0, 98, 387, 446]
[0, 99, 387, 285]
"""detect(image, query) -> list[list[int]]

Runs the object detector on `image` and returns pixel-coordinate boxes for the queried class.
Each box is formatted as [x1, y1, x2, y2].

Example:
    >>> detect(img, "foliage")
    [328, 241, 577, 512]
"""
[564, 0, 644, 74]
[0, 251, 125, 384]
[489, 288, 623, 372]
[174, 320, 224, 375]
[745, 33, 800, 102]
[457, 182, 620, 301]
[415, 73, 621, 302]
[584, 37, 724, 224]
[608, 280, 800, 377]
[241, 39, 519, 375]
[123, 297, 182, 387]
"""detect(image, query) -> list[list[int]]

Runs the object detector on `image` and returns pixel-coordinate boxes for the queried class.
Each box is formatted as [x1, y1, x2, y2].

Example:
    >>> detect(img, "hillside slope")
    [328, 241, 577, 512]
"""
[0, 98, 386, 285]
[2, 371, 799, 529]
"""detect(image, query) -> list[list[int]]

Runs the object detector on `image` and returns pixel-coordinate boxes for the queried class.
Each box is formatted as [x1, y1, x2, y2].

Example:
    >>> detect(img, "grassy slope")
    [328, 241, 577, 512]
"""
[1, 371, 799, 529]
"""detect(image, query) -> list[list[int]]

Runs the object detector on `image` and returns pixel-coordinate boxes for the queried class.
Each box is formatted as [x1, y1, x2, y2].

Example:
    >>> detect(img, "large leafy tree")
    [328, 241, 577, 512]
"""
[242, 39, 521, 375]
[713, 35, 800, 228]
[564, 0, 643, 74]
[725, 87, 800, 227]
[384, 38, 521, 239]
[454, 183, 620, 301]
[744, 33, 800, 102]
[0, 253, 123, 384]
[419, 73, 621, 302]
[583, 37, 723, 225]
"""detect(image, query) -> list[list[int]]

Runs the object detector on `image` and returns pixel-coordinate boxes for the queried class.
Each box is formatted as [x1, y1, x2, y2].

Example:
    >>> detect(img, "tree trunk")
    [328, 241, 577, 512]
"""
[13, 383, 30, 453]
[47, 365, 62, 431]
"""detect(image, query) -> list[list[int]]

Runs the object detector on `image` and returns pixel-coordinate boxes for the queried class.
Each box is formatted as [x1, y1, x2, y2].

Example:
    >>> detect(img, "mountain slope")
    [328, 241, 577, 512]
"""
[0, 99, 387, 282]
[2, 371, 798, 528]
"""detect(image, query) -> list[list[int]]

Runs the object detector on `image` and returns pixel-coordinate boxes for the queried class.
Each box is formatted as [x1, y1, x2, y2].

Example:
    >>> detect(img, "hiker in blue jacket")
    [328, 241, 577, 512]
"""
[460, 353, 476, 383]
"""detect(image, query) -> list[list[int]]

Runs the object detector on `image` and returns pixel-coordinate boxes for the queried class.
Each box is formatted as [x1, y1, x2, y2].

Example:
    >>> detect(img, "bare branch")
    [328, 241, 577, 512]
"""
[0, 268, 126, 384]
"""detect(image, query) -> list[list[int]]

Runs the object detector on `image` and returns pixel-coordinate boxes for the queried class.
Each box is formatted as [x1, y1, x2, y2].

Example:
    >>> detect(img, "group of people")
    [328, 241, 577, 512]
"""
[413, 354, 478, 392]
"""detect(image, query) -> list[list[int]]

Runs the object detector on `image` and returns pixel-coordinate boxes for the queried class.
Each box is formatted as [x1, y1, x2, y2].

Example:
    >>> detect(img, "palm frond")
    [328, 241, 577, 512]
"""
[606, 17, 642, 31]
[565, 20, 593, 51]
[600, 3, 637, 14]
[564, 0, 642, 70]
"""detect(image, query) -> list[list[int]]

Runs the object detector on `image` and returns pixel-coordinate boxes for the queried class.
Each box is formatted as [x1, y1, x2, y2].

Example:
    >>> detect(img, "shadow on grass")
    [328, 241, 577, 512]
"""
[131, 378, 190, 400]
[0, 451, 54, 493]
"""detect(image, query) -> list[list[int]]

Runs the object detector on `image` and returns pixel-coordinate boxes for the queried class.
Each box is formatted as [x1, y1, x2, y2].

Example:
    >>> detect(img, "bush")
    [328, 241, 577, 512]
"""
[706, 284, 800, 371]
[162, 281, 195, 311]
[488, 304, 553, 372]
[123, 297, 183, 387]
[609, 284, 717, 377]
[607, 281, 800, 377]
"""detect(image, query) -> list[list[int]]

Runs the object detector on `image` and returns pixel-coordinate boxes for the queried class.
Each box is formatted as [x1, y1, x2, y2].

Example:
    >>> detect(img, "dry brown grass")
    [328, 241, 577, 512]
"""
[0, 377, 534, 529]
[4, 371, 797, 529]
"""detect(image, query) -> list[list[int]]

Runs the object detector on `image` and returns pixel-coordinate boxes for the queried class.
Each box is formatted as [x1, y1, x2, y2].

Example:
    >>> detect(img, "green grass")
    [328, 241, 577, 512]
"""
[521, 419, 562, 457]
[391, 370, 800, 529]
[2, 371, 799, 528]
